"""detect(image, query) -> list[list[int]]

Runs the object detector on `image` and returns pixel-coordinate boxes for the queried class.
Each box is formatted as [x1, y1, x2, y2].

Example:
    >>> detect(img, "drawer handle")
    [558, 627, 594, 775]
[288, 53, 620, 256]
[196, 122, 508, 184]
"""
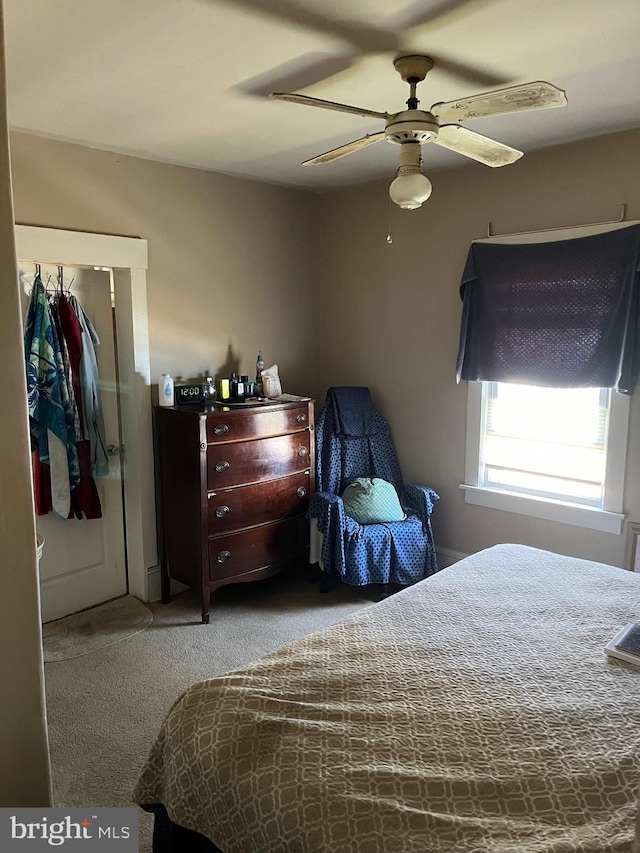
[215, 460, 230, 472]
[214, 424, 229, 436]
[297, 446, 308, 457]
[297, 486, 307, 498]
[217, 550, 231, 563]
[296, 413, 307, 423]
[215, 505, 230, 518]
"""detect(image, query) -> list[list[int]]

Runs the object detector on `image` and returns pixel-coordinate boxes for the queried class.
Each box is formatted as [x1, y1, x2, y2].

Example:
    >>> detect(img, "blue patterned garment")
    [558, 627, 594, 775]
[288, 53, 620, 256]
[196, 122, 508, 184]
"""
[25, 276, 80, 510]
[307, 387, 439, 587]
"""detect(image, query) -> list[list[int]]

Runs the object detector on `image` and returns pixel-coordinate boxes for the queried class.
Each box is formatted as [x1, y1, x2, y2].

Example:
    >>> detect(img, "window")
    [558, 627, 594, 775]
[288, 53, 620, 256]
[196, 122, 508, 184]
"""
[462, 381, 629, 534]
[483, 383, 608, 506]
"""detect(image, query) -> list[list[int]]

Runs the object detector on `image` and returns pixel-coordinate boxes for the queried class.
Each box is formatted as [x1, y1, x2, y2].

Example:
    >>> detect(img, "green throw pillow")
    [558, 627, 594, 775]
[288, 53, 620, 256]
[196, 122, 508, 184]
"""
[342, 478, 406, 525]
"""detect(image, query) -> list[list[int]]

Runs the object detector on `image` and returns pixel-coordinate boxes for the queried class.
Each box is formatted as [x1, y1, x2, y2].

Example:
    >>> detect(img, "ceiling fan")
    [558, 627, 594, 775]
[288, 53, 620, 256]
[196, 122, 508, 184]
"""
[270, 55, 567, 210]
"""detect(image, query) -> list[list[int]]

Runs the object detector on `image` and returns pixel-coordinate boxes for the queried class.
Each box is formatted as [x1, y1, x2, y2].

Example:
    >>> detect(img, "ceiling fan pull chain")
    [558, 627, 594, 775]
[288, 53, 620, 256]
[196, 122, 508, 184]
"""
[386, 196, 394, 244]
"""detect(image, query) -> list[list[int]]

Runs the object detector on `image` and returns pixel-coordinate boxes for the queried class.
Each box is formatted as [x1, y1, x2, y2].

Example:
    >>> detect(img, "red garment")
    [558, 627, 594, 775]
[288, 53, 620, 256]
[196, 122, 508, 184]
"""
[70, 440, 102, 520]
[33, 449, 53, 516]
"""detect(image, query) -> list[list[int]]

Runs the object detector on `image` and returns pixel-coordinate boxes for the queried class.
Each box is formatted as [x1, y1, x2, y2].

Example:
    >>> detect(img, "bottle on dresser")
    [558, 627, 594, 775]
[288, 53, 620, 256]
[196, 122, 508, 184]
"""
[255, 350, 264, 397]
[229, 372, 238, 400]
[159, 373, 174, 407]
[236, 375, 245, 400]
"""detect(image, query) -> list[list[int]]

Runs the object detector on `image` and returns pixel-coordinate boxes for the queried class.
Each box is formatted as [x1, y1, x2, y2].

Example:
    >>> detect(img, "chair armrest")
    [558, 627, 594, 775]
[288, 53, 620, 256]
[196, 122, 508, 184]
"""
[403, 484, 439, 529]
[403, 484, 439, 573]
[307, 491, 343, 524]
[308, 491, 363, 533]
[307, 491, 356, 575]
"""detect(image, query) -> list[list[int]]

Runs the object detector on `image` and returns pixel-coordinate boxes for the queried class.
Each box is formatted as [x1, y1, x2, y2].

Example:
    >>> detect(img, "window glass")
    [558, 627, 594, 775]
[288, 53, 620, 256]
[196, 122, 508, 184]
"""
[480, 383, 609, 507]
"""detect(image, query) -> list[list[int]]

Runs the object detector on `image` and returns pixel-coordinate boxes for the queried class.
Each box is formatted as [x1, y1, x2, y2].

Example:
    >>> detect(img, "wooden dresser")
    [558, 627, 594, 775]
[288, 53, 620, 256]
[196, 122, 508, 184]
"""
[154, 399, 315, 623]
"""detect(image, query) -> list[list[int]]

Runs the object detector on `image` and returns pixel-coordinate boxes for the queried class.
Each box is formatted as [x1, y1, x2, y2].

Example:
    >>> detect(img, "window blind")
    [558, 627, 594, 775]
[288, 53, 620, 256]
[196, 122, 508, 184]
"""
[456, 223, 640, 394]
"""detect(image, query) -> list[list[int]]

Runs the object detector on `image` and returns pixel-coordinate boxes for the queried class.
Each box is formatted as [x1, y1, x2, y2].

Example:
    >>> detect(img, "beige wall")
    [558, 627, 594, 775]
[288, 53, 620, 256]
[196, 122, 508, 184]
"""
[314, 129, 640, 568]
[0, 5, 51, 805]
[10, 132, 318, 395]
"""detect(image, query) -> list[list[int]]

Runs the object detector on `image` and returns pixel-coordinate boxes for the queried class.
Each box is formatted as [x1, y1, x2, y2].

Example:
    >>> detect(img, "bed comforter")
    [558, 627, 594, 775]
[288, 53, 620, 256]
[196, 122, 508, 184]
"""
[134, 544, 640, 852]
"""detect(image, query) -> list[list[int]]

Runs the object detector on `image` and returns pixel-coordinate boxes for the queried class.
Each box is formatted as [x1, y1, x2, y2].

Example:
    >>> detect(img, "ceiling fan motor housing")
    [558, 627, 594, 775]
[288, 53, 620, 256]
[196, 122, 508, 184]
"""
[385, 110, 439, 145]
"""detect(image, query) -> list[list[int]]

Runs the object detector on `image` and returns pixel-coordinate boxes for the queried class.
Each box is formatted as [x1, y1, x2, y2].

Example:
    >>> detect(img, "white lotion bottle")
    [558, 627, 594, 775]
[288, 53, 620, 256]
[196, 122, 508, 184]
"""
[159, 373, 174, 407]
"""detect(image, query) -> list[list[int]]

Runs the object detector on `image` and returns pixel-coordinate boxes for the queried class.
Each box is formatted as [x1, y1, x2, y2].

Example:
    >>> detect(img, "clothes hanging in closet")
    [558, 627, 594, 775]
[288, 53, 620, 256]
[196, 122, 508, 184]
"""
[25, 274, 79, 517]
[24, 272, 108, 519]
[57, 293, 102, 519]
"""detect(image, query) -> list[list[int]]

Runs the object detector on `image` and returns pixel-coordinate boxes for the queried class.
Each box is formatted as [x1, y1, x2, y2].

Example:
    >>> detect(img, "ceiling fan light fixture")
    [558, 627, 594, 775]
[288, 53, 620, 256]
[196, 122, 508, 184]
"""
[389, 143, 432, 210]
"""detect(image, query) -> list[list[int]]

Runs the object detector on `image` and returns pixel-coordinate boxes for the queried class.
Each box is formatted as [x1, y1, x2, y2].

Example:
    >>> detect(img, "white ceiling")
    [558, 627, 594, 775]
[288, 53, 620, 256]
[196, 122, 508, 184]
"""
[4, 0, 640, 191]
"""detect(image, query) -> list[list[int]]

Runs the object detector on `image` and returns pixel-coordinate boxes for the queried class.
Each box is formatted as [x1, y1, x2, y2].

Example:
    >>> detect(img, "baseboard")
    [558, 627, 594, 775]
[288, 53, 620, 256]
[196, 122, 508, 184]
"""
[437, 547, 468, 568]
[146, 566, 189, 602]
[146, 566, 162, 602]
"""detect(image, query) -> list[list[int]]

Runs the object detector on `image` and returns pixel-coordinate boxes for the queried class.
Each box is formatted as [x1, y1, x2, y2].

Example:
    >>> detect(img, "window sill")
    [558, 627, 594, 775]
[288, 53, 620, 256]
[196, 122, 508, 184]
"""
[459, 485, 624, 535]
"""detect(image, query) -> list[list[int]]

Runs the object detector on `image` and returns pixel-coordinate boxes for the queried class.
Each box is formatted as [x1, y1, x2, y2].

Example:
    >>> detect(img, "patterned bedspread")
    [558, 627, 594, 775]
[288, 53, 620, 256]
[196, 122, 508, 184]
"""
[134, 544, 640, 852]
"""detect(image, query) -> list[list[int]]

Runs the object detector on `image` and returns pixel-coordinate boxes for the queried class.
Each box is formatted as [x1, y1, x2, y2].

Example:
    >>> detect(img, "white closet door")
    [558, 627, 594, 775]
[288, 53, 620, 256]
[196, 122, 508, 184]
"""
[20, 264, 127, 622]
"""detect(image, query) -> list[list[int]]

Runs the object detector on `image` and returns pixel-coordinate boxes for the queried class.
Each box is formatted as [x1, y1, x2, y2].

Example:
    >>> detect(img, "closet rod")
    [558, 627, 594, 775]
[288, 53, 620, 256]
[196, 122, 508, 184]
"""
[21, 258, 109, 272]
[486, 204, 628, 238]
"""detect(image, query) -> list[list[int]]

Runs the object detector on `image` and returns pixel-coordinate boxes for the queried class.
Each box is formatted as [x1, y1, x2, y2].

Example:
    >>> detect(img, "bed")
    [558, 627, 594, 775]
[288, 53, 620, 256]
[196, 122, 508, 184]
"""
[134, 544, 640, 852]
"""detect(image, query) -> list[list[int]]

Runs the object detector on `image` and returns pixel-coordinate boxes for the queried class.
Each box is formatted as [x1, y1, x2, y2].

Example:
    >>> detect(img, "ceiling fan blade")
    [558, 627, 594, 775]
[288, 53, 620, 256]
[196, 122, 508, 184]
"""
[432, 124, 523, 167]
[270, 92, 388, 120]
[431, 81, 567, 124]
[302, 132, 386, 166]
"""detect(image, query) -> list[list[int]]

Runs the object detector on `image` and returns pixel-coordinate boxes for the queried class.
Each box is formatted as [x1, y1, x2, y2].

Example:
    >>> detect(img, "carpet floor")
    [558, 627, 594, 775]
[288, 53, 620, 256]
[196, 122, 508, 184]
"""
[43, 567, 374, 852]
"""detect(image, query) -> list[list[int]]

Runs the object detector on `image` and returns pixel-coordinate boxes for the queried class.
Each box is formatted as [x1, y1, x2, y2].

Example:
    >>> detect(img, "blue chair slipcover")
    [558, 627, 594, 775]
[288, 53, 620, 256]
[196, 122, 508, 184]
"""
[307, 387, 439, 587]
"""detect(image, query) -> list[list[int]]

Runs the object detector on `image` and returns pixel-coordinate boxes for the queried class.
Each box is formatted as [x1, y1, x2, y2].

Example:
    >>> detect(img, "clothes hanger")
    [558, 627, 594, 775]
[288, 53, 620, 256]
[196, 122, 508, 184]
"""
[31, 263, 43, 296]
[56, 265, 76, 295]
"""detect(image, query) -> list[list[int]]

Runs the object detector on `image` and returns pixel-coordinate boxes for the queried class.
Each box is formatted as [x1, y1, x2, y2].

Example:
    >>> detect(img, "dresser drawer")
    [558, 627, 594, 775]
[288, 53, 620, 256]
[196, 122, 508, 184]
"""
[208, 471, 311, 535]
[207, 432, 311, 489]
[208, 516, 309, 581]
[206, 404, 310, 444]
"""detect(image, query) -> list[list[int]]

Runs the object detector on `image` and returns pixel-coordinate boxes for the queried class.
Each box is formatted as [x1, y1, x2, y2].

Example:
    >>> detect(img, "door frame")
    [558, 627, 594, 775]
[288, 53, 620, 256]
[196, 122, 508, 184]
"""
[15, 224, 155, 602]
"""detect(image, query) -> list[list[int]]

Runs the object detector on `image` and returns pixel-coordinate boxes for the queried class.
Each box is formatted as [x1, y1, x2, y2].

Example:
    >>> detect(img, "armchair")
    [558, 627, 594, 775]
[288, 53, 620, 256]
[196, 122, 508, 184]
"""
[307, 387, 439, 595]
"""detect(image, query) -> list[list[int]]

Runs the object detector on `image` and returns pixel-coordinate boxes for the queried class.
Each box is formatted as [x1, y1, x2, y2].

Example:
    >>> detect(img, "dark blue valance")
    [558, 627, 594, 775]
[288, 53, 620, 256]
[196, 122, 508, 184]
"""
[456, 224, 640, 394]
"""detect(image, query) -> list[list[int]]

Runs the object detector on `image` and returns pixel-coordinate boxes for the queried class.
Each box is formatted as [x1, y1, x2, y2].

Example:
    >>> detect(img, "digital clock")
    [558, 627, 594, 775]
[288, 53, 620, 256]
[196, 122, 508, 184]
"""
[175, 384, 205, 406]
